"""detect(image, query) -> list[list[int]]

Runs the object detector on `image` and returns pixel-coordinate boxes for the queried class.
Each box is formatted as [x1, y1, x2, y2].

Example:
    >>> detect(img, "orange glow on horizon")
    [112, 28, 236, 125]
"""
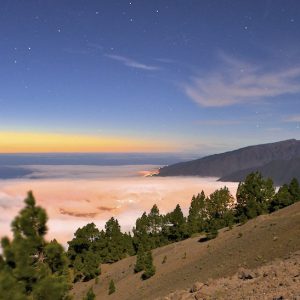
[0, 131, 174, 153]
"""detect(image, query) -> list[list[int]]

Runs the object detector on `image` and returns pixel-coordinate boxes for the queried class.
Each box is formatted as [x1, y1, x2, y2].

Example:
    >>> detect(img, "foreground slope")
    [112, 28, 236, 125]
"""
[72, 201, 300, 300]
[162, 251, 300, 299]
[158, 139, 300, 184]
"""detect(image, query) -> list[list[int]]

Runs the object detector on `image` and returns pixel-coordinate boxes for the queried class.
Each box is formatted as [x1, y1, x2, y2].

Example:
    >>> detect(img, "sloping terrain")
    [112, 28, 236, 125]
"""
[161, 251, 300, 299]
[158, 139, 300, 180]
[219, 157, 300, 185]
[71, 201, 300, 300]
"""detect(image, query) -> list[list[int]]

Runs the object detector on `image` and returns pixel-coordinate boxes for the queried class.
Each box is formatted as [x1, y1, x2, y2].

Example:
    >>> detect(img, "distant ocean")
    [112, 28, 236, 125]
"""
[0, 153, 197, 166]
[0, 153, 198, 179]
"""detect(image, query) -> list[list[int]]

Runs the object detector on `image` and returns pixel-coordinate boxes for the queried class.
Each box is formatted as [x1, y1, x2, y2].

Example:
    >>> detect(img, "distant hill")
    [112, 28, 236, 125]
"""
[157, 139, 300, 184]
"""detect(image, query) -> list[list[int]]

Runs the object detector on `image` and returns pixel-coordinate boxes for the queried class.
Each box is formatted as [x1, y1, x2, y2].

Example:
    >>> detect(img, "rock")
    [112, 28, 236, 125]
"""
[190, 282, 204, 293]
[238, 268, 255, 280]
[169, 290, 193, 300]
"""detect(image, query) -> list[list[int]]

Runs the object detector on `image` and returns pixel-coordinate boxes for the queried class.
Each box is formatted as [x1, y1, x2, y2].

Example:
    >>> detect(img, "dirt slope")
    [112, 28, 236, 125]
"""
[71, 202, 300, 300]
[160, 250, 300, 299]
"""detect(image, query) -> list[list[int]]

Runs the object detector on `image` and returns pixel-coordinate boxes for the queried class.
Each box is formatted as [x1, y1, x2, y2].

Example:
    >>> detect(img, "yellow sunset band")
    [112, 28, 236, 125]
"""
[0, 131, 172, 153]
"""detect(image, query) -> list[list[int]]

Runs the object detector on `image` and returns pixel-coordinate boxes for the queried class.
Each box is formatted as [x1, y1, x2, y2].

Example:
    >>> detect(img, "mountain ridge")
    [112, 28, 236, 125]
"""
[158, 139, 300, 184]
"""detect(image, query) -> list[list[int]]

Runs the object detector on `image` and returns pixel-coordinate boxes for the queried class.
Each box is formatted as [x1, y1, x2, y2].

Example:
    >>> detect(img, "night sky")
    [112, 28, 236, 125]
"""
[0, 0, 300, 154]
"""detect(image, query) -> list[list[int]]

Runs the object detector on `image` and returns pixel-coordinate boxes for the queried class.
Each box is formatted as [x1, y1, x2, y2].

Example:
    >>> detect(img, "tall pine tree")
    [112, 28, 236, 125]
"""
[236, 172, 275, 220]
[0, 192, 69, 299]
[187, 191, 207, 234]
[67, 223, 101, 281]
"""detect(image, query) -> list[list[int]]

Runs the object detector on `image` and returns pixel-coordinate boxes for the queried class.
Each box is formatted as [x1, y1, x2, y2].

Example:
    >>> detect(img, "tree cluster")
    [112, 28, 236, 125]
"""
[67, 217, 134, 282]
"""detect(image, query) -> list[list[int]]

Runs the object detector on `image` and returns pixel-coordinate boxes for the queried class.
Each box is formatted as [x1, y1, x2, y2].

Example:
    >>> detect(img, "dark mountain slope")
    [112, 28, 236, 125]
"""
[158, 139, 300, 178]
[219, 157, 300, 185]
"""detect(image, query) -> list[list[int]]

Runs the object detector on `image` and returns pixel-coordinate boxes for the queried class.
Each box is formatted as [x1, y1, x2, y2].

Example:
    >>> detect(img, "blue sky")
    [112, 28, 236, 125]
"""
[0, 0, 299, 154]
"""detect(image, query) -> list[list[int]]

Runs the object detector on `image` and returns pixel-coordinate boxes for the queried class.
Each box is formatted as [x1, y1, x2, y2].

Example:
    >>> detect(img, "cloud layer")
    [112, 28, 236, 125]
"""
[184, 55, 300, 107]
[0, 165, 238, 246]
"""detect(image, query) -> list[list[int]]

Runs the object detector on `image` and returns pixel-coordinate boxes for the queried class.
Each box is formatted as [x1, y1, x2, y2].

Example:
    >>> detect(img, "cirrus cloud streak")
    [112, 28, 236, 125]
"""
[105, 54, 160, 71]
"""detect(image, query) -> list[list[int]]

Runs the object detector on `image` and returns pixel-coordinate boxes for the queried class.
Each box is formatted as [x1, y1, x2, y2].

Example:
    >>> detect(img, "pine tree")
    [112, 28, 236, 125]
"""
[148, 204, 163, 248]
[67, 223, 101, 282]
[269, 184, 292, 212]
[205, 219, 218, 240]
[236, 172, 275, 221]
[108, 279, 116, 295]
[289, 178, 300, 203]
[105, 217, 125, 262]
[134, 245, 146, 273]
[166, 204, 187, 241]
[0, 270, 27, 300]
[141, 251, 156, 280]
[0, 192, 69, 299]
[133, 212, 150, 251]
[83, 287, 96, 300]
[148, 205, 159, 233]
[187, 191, 207, 234]
[44, 239, 68, 274]
[207, 187, 235, 229]
[122, 232, 135, 257]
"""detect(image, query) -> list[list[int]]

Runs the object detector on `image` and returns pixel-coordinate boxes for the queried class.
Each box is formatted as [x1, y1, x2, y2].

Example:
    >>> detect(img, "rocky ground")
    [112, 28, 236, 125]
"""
[160, 251, 300, 300]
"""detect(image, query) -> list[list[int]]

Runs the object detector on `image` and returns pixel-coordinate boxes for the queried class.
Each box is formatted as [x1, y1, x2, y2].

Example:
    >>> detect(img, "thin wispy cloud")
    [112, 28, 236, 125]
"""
[183, 54, 300, 107]
[283, 114, 300, 122]
[105, 54, 160, 71]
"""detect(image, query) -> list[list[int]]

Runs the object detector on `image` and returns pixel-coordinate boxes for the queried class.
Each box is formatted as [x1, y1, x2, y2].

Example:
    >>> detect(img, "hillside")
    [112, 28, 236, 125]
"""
[219, 157, 300, 185]
[158, 139, 300, 184]
[71, 201, 300, 300]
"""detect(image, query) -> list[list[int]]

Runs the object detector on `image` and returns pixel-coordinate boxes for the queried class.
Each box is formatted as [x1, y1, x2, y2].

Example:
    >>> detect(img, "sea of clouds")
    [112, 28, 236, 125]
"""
[0, 165, 238, 247]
